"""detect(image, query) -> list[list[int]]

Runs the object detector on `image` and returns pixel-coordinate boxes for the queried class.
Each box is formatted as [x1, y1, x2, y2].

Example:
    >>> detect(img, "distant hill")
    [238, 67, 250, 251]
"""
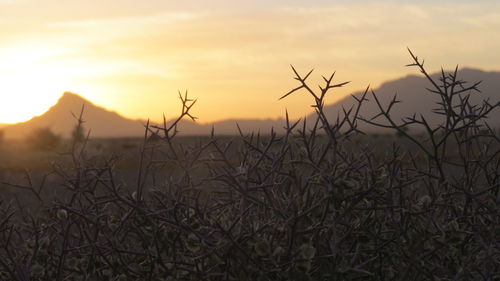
[2, 68, 499, 139]
[2, 92, 285, 139]
[315, 68, 500, 132]
[3, 92, 145, 139]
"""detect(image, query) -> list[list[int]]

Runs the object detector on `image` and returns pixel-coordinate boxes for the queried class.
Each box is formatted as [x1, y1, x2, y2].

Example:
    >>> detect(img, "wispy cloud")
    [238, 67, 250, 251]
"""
[49, 12, 198, 29]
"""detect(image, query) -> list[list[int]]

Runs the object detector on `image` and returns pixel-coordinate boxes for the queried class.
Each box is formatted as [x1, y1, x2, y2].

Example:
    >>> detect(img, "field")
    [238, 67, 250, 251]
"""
[0, 133, 423, 205]
[0, 54, 499, 281]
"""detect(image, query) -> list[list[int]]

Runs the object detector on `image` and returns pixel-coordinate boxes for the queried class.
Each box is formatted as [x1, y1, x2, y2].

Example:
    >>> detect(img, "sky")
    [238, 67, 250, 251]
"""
[0, 0, 499, 124]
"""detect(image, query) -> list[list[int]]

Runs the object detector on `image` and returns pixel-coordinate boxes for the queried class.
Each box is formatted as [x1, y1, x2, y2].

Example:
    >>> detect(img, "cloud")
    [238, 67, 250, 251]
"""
[21, 2, 499, 89]
[50, 12, 197, 29]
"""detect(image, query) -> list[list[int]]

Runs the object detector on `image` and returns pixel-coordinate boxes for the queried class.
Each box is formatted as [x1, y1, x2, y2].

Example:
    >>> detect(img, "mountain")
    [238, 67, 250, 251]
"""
[3, 92, 145, 139]
[2, 92, 285, 139]
[179, 68, 499, 135]
[2, 68, 499, 139]
[316, 68, 500, 132]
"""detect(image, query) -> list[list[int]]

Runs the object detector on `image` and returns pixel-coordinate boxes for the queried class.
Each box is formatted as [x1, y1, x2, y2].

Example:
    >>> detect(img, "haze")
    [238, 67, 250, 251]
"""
[1, 0, 499, 124]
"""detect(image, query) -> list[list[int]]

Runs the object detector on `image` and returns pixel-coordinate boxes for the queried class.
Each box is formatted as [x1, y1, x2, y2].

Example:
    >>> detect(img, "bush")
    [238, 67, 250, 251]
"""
[26, 127, 61, 150]
[71, 104, 87, 144]
[71, 124, 86, 144]
[0, 50, 498, 280]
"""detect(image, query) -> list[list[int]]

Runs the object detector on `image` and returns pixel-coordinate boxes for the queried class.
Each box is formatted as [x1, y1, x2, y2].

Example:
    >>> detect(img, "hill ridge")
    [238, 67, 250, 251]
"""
[2, 67, 499, 138]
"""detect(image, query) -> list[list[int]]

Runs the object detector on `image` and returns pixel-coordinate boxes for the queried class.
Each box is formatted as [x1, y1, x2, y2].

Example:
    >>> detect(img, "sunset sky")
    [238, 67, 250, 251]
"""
[0, 0, 499, 124]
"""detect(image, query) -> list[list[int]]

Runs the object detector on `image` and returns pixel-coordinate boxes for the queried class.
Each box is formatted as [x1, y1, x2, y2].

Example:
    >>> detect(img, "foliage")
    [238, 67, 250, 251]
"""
[0, 50, 499, 280]
[71, 104, 87, 144]
[71, 124, 86, 144]
[26, 127, 61, 150]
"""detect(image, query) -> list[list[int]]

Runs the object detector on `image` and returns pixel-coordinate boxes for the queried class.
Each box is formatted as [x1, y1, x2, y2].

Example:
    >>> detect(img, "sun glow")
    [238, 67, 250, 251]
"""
[0, 1, 498, 125]
[0, 67, 71, 124]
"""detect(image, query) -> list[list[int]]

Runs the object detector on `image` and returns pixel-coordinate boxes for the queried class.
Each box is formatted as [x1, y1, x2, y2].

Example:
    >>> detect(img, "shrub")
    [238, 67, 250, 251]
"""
[0, 50, 498, 280]
[26, 127, 61, 150]
[71, 124, 86, 144]
[71, 104, 87, 144]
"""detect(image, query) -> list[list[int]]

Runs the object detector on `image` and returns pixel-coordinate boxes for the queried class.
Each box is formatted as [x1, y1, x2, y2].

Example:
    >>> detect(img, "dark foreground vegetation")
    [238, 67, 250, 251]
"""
[1, 50, 499, 280]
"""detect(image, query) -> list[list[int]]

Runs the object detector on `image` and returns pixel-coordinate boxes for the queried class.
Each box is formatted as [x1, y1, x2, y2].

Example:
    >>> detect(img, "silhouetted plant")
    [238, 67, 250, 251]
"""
[26, 127, 61, 150]
[0, 50, 498, 280]
[71, 104, 88, 145]
[71, 123, 85, 143]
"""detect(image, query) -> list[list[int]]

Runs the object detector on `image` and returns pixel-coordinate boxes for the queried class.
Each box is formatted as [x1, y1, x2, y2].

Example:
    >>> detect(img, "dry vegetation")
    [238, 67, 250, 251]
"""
[0, 50, 499, 280]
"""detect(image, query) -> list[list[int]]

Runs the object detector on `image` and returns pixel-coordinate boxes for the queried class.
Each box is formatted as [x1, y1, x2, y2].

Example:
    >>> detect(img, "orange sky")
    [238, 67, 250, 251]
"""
[0, 1, 499, 124]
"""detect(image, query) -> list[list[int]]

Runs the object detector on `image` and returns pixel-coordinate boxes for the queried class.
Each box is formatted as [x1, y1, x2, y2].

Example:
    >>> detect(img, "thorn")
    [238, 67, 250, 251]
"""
[303, 68, 314, 80]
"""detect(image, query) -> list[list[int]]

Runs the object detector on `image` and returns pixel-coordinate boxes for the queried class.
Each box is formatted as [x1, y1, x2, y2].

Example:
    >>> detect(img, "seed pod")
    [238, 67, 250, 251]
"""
[296, 260, 312, 272]
[185, 233, 200, 252]
[254, 240, 269, 257]
[56, 209, 68, 220]
[300, 243, 316, 260]
[272, 246, 285, 257]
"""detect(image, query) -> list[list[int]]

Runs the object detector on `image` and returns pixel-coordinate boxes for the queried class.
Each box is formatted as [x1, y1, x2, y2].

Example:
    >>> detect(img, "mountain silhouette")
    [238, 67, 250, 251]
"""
[2, 68, 499, 139]
[3, 92, 144, 139]
[2, 92, 285, 139]
[316, 68, 500, 132]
